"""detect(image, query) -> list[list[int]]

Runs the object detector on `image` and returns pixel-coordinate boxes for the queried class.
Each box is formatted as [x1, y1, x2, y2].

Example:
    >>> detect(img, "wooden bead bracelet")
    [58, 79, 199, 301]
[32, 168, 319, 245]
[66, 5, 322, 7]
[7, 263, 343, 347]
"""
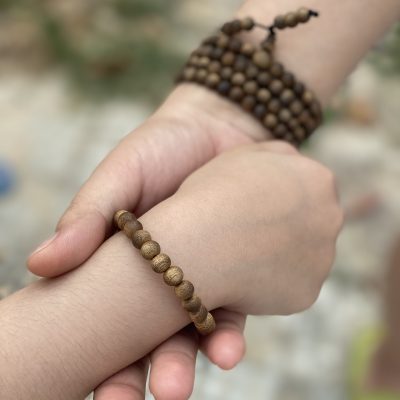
[114, 210, 216, 335]
[176, 7, 323, 147]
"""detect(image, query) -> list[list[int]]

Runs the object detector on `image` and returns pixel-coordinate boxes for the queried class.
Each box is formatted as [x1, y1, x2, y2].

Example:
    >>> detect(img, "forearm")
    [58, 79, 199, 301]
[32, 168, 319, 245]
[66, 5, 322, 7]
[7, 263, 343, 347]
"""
[0, 197, 229, 399]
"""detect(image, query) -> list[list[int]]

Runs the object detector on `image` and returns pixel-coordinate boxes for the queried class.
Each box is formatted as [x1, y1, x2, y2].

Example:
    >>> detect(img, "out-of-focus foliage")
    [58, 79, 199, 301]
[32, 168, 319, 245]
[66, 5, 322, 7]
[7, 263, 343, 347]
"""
[0, 0, 185, 102]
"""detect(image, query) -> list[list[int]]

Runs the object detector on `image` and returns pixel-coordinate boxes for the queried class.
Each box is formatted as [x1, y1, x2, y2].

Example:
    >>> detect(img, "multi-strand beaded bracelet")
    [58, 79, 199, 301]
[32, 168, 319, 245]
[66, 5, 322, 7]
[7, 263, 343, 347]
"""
[114, 210, 216, 335]
[177, 7, 323, 146]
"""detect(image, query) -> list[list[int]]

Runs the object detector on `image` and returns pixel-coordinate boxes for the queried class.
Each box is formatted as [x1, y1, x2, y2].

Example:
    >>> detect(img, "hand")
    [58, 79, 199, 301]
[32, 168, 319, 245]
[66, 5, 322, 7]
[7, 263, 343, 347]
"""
[27, 85, 268, 400]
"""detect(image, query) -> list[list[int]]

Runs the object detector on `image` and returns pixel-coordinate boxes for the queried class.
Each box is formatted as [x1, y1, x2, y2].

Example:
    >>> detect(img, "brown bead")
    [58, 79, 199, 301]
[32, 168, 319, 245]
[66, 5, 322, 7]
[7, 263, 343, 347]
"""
[132, 230, 151, 249]
[267, 98, 280, 113]
[221, 67, 233, 79]
[285, 12, 298, 27]
[274, 14, 286, 29]
[252, 50, 271, 68]
[233, 55, 248, 71]
[182, 67, 196, 80]
[241, 17, 255, 30]
[114, 210, 132, 230]
[231, 72, 246, 86]
[280, 89, 295, 105]
[189, 304, 208, 323]
[203, 35, 218, 45]
[257, 88, 271, 103]
[231, 19, 242, 33]
[163, 266, 184, 286]
[294, 126, 306, 141]
[246, 65, 259, 79]
[279, 108, 292, 123]
[296, 7, 311, 23]
[189, 55, 200, 66]
[217, 80, 231, 94]
[198, 45, 213, 57]
[206, 73, 220, 87]
[221, 22, 235, 35]
[270, 62, 284, 78]
[288, 118, 300, 130]
[151, 253, 171, 273]
[299, 110, 312, 125]
[195, 313, 216, 335]
[221, 52, 235, 66]
[195, 69, 207, 83]
[274, 123, 288, 138]
[140, 240, 160, 260]
[210, 47, 224, 60]
[241, 42, 255, 56]
[174, 280, 194, 300]
[302, 90, 314, 105]
[310, 100, 322, 117]
[241, 95, 257, 111]
[208, 61, 221, 73]
[269, 79, 284, 95]
[282, 72, 295, 87]
[199, 57, 210, 68]
[229, 86, 244, 101]
[257, 71, 271, 86]
[290, 100, 303, 116]
[254, 104, 267, 119]
[228, 38, 242, 52]
[216, 34, 229, 48]
[182, 295, 202, 312]
[243, 80, 258, 95]
[123, 219, 143, 238]
[293, 81, 305, 95]
[264, 113, 278, 129]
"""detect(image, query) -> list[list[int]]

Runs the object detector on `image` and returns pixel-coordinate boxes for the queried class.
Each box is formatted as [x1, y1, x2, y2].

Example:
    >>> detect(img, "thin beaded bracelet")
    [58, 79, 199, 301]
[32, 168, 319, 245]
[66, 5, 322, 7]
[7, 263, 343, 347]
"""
[114, 210, 216, 335]
[176, 7, 323, 147]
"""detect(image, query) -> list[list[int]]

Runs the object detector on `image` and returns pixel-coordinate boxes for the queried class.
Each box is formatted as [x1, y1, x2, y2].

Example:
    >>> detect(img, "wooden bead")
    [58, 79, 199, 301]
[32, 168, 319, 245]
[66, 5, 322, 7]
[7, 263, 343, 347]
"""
[198, 45, 213, 57]
[123, 219, 143, 238]
[233, 55, 248, 71]
[243, 80, 258, 95]
[282, 72, 295, 87]
[294, 127, 306, 141]
[279, 108, 292, 123]
[221, 22, 235, 35]
[254, 104, 267, 119]
[257, 71, 271, 86]
[269, 79, 284, 95]
[216, 34, 229, 48]
[195, 68, 207, 83]
[270, 62, 284, 78]
[241, 17, 255, 30]
[231, 72, 246, 86]
[241, 42, 255, 56]
[132, 230, 151, 249]
[310, 100, 322, 117]
[296, 7, 311, 23]
[274, 14, 286, 29]
[252, 50, 271, 68]
[267, 98, 280, 113]
[163, 266, 183, 286]
[189, 304, 208, 323]
[245, 65, 259, 79]
[221, 67, 233, 79]
[203, 35, 218, 45]
[174, 280, 195, 300]
[217, 80, 231, 95]
[302, 90, 314, 105]
[221, 52, 235, 66]
[264, 113, 278, 129]
[228, 38, 242, 52]
[280, 89, 295, 105]
[151, 253, 171, 273]
[198, 56, 210, 67]
[182, 295, 202, 312]
[274, 123, 288, 137]
[210, 47, 224, 60]
[140, 240, 160, 260]
[205, 73, 220, 87]
[114, 210, 132, 230]
[293, 81, 305, 95]
[195, 313, 216, 335]
[257, 88, 271, 103]
[182, 67, 196, 80]
[288, 118, 300, 130]
[229, 86, 244, 101]
[189, 55, 200, 66]
[241, 95, 257, 111]
[285, 12, 298, 27]
[231, 19, 242, 33]
[208, 61, 221, 73]
[290, 100, 303, 116]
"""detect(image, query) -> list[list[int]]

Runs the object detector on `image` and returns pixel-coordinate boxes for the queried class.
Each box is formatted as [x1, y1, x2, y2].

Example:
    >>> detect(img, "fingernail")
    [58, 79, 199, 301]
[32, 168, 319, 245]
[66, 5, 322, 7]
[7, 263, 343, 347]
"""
[30, 232, 59, 256]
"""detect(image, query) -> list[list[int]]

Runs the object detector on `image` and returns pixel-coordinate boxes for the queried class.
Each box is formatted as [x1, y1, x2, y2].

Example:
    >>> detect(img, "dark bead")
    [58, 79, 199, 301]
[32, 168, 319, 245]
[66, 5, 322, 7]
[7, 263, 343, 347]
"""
[208, 61, 221, 73]
[221, 22, 235, 35]
[231, 19, 243, 33]
[279, 108, 292, 123]
[228, 38, 242, 52]
[182, 67, 196, 80]
[241, 42, 255, 56]
[221, 52, 235, 66]
[203, 35, 218, 45]
[302, 90, 314, 105]
[229, 86, 244, 101]
[261, 38, 275, 52]
[254, 104, 267, 119]
[210, 47, 224, 60]
[267, 98, 280, 113]
[189, 55, 200, 66]
[299, 110, 312, 125]
[285, 12, 298, 27]
[282, 72, 295, 87]
[288, 118, 300, 130]
[290, 100, 303, 116]
[280, 89, 295, 105]
[270, 62, 284, 78]
[257, 71, 271, 86]
[221, 67, 233, 79]
[241, 95, 257, 111]
[217, 80, 231, 94]
[264, 113, 278, 129]
[216, 34, 229, 48]
[293, 81, 305, 95]
[274, 15, 286, 29]
[243, 80, 258, 95]
[231, 72, 246, 86]
[310, 100, 322, 117]
[294, 126, 306, 141]
[274, 123, 288, 137]
[233, 55, 248, 71]
[241, 17, 255, 30]
[246, 65, 259, 79]
[269, 79, 284, 95]
[296, 7, 311, 23]
[257, 88, 271, 103]
[205, 73, 220, 87]
[198, 45, 213, 57]
[253, 50, 271, 68]
[195, 68, 207, 83]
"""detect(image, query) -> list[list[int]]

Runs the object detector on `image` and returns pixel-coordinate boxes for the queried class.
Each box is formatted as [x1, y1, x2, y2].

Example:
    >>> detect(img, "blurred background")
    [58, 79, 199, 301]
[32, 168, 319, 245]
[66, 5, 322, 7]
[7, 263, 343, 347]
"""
[0, 1, 399, 399]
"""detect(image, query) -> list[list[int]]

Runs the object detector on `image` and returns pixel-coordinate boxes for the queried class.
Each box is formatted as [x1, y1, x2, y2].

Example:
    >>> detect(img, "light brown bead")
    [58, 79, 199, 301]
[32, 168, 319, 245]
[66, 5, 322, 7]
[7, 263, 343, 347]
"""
[240, 17, 255, 30]
[241, 42, 255, 56]
[279, 108, 292, 123]
[195, 68, 207, 83]
[182, 295, 202, 312]
[264, 113, 278, 129]
[267, 98, 280, 113]
[302, 90, 314, 105]
[189, 55, 200, 66]
[174, 280, 195, 300]
[151, 253, 171, 273]
[189, 304, 208, 323]
[198, 45, 213, 57]
[285, 12, 298, 27]
[257, 88, 271, 103]
[296, 7, 311, 23]
[195, 313, 216, 335]
[229, 86, 244, 101]
[252, 50, 271, 68]
[206, 73, 220, 87]
[198, 56, 210, 67]
[123, 219, 143, 238]
[163, 266, 184, 286]
[221, 51, 235, 66]
[241, 95, 257, 111]
[221, 67, 233, 79]
[270, 62, 284, 78]
[210, 47, 224, 60]
[274, 14, 286, 29]
[290, 100, 303, 116]
[216, 34, 229, 48]
[182, 67, 196, 80]
[114, 210, 132, 229]
[280, 89, 295, 105]
[132, 230, 151, 249]
[231, 72, 246, 86]
[208, 61, 221, 73]
[269, 79, 284, 95]
[243, 80, 258, 95]
[140, 240, 160, 260]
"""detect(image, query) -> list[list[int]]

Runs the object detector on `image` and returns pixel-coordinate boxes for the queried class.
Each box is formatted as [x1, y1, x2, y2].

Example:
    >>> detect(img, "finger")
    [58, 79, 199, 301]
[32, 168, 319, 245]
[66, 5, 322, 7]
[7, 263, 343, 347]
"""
[149, 327, 198, 400]
[254, 140, 299, 155]
[200, 309, 246, 370]
[27, 119, 216, 277]
[94, 358, 149, 400]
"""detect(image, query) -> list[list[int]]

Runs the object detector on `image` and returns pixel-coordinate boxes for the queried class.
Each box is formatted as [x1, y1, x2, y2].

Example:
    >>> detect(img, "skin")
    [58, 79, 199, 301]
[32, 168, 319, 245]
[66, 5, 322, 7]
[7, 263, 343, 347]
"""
[26, 0, 400, 398]
[1, 142, 343, 399]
